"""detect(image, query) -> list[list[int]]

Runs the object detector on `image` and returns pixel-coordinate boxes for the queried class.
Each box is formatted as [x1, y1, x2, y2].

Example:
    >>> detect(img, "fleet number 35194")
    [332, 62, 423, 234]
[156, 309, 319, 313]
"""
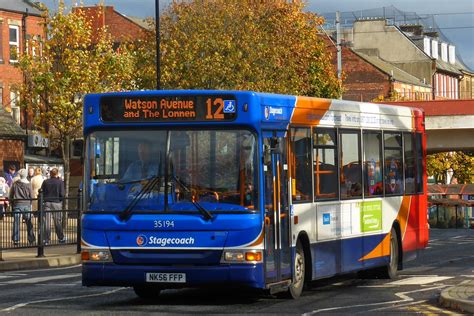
[154, 220, 175, 228]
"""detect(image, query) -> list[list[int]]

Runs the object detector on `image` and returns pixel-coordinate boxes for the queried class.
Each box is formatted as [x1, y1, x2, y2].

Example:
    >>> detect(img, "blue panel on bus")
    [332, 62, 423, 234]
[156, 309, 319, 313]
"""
[105, 231, 228, 249]
[83, 262, 265, 289]
[110, 249, 223, 265]
[311, 233, 388, 279]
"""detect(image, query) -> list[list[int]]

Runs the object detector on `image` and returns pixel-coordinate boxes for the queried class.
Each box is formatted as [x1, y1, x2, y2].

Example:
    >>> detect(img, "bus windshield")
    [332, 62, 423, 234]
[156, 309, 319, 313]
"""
[85, 129, 258, 213]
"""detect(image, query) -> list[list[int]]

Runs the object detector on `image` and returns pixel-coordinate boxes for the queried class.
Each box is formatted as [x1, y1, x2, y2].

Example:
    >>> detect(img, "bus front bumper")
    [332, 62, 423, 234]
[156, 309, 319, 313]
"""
[82, 263, 264, 289]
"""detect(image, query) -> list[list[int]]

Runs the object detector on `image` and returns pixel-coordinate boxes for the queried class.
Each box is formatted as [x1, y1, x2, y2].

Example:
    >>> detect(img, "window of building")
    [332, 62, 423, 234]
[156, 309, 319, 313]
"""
[404, 133, 416, 194]
[9, 25, 20, 62]
[384, 132, 403, 195]
[289, 127, 312, 202]
[313, 128, 338, 200]
[363, 131, 383, 197]
[339, 130, 362, 199]
[10, 90, 20, 124]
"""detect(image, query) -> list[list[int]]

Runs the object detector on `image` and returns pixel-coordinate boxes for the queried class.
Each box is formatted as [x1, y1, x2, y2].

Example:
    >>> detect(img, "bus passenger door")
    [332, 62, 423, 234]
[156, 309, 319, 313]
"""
[263, 132, 292, 285]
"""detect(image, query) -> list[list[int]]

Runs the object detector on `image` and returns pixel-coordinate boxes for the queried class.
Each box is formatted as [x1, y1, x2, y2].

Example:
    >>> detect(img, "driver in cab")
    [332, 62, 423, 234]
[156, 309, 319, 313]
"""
[122, 142, 160, 182]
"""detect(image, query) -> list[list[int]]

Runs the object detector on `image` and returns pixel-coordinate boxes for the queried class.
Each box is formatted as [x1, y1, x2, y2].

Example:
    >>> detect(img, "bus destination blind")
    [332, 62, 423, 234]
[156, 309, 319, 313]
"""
[100, 95, 237, 122]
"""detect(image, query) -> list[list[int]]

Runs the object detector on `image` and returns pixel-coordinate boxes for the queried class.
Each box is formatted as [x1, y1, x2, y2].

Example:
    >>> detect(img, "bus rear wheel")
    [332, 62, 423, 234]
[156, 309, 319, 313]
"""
[133, 285, 161, 299]
[385, 227, 400, 279]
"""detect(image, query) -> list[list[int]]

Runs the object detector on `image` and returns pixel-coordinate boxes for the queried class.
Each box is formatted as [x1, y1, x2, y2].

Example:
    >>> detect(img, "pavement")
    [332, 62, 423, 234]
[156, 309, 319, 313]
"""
[440, 280, 474, 314]
[0, 245, 81, 271]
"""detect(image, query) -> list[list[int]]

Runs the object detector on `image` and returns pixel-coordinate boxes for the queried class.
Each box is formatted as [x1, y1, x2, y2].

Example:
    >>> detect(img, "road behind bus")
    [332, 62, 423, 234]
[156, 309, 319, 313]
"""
[0, 229, 472, 315]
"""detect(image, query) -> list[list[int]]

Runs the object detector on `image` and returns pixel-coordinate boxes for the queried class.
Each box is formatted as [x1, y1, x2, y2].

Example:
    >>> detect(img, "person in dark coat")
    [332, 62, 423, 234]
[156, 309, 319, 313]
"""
[9, 169, 35, 245]
[41, 168, 66, 244]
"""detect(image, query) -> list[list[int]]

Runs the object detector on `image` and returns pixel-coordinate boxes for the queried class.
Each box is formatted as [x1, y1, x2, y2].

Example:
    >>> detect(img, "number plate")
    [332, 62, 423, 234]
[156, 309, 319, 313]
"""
[146, 273, 186, 283]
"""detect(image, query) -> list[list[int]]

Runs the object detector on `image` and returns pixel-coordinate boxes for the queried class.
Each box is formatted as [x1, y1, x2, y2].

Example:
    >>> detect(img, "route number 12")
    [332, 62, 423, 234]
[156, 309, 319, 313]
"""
[206, 98, 224, 120]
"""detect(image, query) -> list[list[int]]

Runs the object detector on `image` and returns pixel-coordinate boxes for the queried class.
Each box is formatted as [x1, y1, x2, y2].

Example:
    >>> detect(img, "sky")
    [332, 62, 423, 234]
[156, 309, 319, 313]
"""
[42, 0, 474, 70]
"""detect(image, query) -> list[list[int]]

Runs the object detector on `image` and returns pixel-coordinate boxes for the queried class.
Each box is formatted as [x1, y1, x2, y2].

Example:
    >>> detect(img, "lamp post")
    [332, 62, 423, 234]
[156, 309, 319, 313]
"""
[155, 0, 161, 90]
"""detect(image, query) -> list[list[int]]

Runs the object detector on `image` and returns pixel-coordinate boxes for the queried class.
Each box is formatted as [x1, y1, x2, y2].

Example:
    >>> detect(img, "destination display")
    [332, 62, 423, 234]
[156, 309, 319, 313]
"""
[100, 95, 237, 122]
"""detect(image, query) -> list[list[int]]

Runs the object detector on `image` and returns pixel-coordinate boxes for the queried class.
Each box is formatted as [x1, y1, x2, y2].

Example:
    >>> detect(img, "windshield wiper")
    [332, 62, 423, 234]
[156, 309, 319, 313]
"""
[119, 156, 163, 221]
[171, 171, 213, 221]
[168, 155, 213, 221]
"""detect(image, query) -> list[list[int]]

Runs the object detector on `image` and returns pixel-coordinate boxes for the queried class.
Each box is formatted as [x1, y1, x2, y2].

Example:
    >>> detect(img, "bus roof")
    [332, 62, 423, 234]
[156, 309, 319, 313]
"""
[83, 90, 424, 134]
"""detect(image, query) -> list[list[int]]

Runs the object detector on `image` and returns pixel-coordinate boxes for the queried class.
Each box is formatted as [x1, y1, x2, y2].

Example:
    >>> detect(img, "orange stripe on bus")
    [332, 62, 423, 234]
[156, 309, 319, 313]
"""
[359, 196, 412, 261]
[248, 227, 265, 247]
[291, 97, 332, 125]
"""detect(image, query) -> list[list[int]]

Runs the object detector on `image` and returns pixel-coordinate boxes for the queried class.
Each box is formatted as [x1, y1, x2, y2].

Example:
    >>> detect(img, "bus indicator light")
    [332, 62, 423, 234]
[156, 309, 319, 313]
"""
[81, 251, 90, 261]
[245, 251, 262, 262]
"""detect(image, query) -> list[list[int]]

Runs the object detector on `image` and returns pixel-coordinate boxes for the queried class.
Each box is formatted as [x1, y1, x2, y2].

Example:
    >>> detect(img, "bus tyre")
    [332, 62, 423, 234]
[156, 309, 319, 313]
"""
[286, 241, 305, 299]
[381, 227, 400, 279]
[133, 285, 161, 299]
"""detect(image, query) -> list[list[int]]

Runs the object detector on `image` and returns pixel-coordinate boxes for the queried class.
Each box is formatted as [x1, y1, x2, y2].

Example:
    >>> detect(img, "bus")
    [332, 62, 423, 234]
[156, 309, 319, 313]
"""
[81, 90, 429, 299]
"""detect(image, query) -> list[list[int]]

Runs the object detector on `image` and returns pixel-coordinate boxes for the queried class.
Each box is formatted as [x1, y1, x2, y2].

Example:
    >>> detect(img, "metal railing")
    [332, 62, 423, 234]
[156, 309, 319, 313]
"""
[0, 190, 82, 260]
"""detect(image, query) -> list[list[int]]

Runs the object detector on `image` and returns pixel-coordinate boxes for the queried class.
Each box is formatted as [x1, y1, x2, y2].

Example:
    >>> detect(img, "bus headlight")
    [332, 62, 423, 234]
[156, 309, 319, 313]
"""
[82, 249, 112, 262]
[222, 250, 262, 263]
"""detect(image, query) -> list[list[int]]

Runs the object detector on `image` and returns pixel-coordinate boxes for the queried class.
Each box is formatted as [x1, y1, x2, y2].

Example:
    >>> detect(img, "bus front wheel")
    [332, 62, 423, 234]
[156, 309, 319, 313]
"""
[133, 285, 161, 299]
[284, 241, 305, 299]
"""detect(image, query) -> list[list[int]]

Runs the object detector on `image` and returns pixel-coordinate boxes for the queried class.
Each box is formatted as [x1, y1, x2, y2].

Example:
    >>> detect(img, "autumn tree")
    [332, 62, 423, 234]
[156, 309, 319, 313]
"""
[18, 1, 136, 195]
[427, 151, 474, 184]
[134, 0, 342, 97]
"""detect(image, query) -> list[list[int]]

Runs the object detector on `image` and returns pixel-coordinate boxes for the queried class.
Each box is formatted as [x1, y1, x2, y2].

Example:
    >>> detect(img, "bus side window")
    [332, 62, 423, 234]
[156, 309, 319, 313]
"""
[404, 133, 416, 194]
[289, 127, 312, 202]
[415, 133, 424, 193]
[339, 130, 362, 199]
[313, 128, 338, 200]
[384, 132, 403, 195]
[363, 131, 383, 197]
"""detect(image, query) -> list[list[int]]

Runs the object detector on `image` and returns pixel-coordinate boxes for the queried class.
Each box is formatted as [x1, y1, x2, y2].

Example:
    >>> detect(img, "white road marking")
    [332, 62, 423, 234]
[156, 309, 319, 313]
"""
[1, 288, 124, 312]
[365, 299, 428, 312]
[5, 264, 81, 274]
[302, 285, 448, 315]
[387, 276, 453, 285]
[0, 273, 27, 280]
[2, 273, 81, 284]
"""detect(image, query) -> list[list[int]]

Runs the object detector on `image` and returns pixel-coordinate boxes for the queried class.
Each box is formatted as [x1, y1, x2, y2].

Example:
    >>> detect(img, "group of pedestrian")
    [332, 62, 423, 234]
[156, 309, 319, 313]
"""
[0, 165, 66, 246]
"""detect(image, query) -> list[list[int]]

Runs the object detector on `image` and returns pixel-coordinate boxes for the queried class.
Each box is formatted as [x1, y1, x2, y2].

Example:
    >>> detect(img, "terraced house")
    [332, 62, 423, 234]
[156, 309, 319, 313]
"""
[0, 1, 45, 172]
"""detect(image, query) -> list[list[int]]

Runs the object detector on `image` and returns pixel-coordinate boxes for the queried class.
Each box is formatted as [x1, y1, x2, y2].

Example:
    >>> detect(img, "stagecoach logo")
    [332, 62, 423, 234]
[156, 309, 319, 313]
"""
[136, 234, 148, 247]
[264, 106, 284, 120]
[264, 106, 270, 120]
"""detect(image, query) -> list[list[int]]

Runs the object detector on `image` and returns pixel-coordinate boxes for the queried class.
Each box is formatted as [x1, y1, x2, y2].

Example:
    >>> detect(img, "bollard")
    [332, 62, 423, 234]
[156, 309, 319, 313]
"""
[37, 189, 45, 258]
[77, 188, 82, 254]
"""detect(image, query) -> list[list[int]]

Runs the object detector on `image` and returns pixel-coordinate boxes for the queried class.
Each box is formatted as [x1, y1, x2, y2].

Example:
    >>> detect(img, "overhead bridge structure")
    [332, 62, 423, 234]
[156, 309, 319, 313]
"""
[385, 100, 474, 154]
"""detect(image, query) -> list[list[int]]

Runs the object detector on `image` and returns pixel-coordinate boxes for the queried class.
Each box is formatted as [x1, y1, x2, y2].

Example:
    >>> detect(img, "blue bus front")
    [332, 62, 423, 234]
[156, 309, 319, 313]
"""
[81, 91, 267, 290]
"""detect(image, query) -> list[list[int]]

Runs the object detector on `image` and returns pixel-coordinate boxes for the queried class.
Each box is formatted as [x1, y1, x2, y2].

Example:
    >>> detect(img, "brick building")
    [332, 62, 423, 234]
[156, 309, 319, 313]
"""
[0, 107, 25, 172]
[0, 0, 44, 125]
[72, 5, 148, 45]
[335, 19, 473, 101]
[324, 37, 430, 102]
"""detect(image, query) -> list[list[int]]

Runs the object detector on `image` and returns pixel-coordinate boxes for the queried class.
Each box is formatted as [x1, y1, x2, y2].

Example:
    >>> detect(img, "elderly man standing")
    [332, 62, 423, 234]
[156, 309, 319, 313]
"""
[9, 169, 35, 245]
[41, 168, 66, 244]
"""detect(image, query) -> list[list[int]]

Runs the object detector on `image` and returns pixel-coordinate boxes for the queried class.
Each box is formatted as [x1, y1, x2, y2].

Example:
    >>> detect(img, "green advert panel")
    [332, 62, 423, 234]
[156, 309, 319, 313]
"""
[360, 200, 382, 232]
